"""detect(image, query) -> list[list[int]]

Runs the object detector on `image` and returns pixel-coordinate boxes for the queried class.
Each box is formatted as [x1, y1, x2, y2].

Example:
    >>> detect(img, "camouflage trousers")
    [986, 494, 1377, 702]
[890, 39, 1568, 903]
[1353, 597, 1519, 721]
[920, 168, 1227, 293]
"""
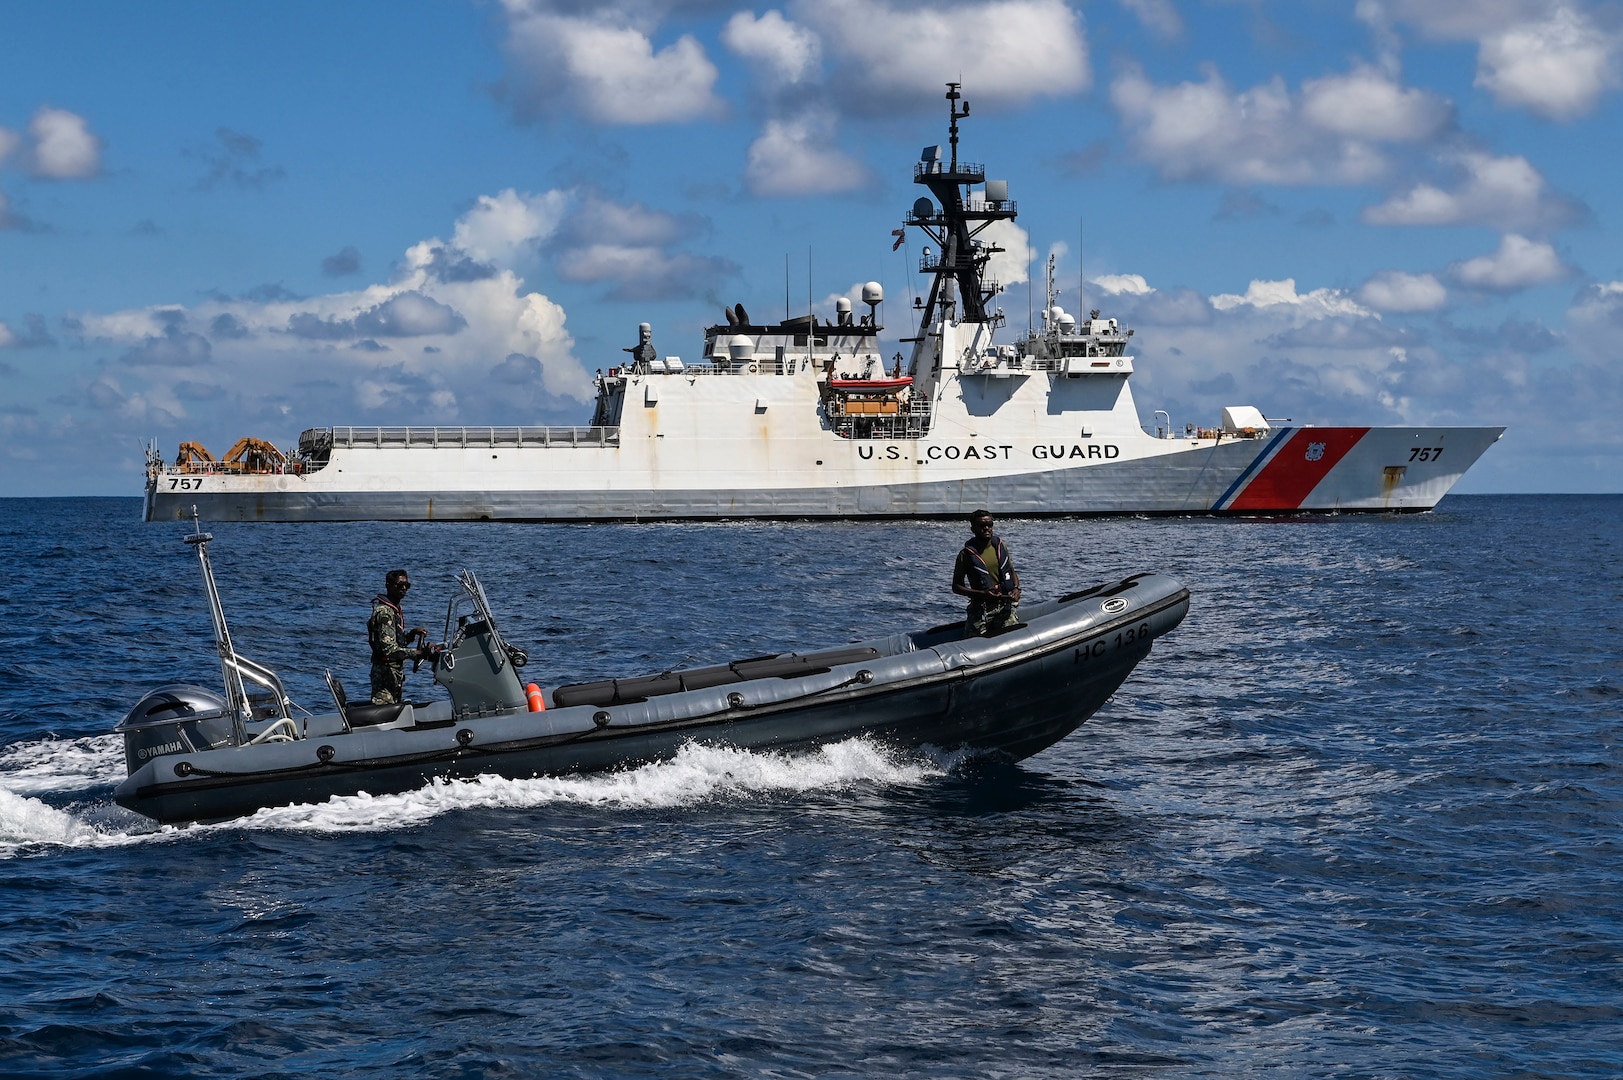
[370, 661, 406, 705]
[965, 597, 1019, 636]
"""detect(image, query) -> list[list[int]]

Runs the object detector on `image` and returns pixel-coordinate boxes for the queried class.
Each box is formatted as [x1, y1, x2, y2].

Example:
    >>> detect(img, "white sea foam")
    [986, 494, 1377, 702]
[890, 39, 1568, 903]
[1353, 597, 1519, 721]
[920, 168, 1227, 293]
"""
[0, 734, 166, 857]
[240, 737, 939, 832]
[0, 733, 125, 794]
[0, 784, 151, 856]
[1, 737, 939, 855]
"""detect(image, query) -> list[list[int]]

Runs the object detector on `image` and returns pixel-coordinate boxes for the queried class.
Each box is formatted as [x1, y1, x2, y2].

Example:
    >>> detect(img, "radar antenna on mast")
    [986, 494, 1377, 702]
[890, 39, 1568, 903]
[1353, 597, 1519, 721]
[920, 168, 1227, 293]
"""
[904, 83, 1014, 329]
[946, 81, 970, 172]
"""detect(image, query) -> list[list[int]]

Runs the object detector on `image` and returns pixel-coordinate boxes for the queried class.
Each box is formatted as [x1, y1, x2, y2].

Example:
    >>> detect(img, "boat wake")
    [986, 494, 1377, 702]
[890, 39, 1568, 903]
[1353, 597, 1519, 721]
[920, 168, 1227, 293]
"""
[0, 786, 134, 855]
[1, 737, 943, 857]
[0, 733, 126, 795]
[243, 738, 943, 832]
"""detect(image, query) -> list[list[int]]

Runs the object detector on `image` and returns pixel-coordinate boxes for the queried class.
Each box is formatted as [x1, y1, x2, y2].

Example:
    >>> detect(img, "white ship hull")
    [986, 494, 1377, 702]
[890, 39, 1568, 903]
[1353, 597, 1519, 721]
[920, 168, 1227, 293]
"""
[145, 85, 1502, 524]
[145, 366, 1502, 521]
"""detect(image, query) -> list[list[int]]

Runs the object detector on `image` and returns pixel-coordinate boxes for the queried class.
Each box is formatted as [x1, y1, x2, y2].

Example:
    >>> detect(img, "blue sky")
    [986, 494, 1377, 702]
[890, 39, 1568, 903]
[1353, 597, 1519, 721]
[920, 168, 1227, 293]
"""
[3, 0, 1619, 496]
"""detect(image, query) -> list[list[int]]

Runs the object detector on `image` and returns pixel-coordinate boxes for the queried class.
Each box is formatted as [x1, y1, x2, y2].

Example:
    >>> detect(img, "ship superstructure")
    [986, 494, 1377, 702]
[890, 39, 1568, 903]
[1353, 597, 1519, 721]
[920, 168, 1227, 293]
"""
[145, 84, 1502, 523]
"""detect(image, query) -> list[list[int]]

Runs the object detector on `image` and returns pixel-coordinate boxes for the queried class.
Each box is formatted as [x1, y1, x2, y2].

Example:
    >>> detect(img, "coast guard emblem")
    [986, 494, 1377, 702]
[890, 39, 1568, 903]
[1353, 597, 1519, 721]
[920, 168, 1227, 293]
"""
[1305, 441, 1327, 461]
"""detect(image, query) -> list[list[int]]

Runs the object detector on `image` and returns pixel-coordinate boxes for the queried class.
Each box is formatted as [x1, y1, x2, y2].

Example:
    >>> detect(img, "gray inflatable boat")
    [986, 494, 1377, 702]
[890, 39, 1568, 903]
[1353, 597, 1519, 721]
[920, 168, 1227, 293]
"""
[114, 527, 1190, 825]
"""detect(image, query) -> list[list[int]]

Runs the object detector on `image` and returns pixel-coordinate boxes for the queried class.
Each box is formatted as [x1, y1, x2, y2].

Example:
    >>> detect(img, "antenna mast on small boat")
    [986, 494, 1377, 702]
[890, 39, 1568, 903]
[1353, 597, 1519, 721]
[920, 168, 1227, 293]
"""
[186, 507, 251, 738]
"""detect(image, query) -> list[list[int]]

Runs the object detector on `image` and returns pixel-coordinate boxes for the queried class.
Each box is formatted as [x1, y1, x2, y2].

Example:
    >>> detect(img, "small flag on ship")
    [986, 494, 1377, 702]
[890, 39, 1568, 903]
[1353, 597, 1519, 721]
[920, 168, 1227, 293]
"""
[891, 228, 905, 251]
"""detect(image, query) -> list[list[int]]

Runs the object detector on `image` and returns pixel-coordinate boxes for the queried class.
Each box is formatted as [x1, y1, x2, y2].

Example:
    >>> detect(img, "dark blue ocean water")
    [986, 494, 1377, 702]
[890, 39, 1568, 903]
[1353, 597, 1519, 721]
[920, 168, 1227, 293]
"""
[1, 496, 1618, 1078]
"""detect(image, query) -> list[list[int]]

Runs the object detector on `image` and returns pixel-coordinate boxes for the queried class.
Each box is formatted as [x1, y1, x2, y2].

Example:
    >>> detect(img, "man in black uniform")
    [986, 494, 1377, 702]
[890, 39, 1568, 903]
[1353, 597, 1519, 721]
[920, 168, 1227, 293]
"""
[951, 509, 1022, 635]
[369, 569, 431, 705]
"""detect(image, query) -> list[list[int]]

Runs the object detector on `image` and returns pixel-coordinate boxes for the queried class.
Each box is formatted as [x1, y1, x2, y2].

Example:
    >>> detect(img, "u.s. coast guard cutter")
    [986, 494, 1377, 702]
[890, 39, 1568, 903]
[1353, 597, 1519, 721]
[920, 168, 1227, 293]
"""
[145, 84, 1503, 523]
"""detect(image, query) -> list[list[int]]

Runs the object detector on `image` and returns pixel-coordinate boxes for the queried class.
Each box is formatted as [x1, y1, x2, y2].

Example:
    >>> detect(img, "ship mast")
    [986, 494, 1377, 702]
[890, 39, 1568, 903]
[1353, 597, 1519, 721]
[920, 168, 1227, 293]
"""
[1046, 253, 1057, 324]
[905, 83, 1017, 377]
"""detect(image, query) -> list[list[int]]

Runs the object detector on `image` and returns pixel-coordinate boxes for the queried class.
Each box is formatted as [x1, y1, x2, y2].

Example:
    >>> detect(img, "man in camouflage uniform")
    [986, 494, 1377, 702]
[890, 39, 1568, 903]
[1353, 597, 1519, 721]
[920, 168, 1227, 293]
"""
[369, 569, 431, 705]
[951, 509, 1022, 636]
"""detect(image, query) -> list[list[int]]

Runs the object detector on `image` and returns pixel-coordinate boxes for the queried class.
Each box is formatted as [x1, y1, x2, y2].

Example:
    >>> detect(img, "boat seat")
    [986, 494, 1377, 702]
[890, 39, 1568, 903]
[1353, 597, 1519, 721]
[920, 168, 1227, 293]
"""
[323, 670, 408, 728]
[731, 647, 880, 680]
[551, 674, 681, 709]
[345, 702, 409, 727]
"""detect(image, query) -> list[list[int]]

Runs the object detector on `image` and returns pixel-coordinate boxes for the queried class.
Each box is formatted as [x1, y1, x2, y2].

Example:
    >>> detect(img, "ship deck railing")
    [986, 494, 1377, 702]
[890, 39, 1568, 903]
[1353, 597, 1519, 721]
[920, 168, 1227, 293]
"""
[310, 426, 622, 450]
[160, 460, 309, 476]
[623, 358, 869, 376]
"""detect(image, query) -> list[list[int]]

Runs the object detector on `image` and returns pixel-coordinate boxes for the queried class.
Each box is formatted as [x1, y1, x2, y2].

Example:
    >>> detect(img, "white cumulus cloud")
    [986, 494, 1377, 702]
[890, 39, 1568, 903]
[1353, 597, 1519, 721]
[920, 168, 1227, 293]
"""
[1364, 149, 1580, 229]
[1448, 233, 1571, 290]
[26, 107, 102, 179]
[743, 109, 869, 196]
[1091, 273, 1154, 296]
[1091, 268, 1506, 433]
[70, 190, 599, 429]
[801, 0, 1089, 109]
[498, 5, 722, 124]
[1475, 5, 1620, 119]
[722, 10, 822, 87]
[1566, 280, 1623, 362]
[1358, 270, 1449, 312]
[1361, 0, 1622, 119]
[1357, 0, 1551, 43]
[1117, 0, 1183, 39]
[723, 9, 867, 198]
[975, 215, 1033, 290]
[1211, 279, 1374, 319]
[450, 189, 570, 267]
[1300, 65, 1453, 140]
[1110, 62, 1444, 186]
[563, 193, 692, 247]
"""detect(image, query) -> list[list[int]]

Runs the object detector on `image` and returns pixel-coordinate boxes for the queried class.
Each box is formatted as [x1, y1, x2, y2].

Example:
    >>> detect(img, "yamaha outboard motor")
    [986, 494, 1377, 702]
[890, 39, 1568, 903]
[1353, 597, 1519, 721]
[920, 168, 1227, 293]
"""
[118, 684, 237, 775]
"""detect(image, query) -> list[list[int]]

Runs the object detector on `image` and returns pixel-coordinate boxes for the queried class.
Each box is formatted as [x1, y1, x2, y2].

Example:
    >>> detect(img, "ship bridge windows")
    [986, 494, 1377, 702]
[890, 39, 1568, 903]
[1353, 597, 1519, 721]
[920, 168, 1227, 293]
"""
[1056, 340, 1128, 358]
